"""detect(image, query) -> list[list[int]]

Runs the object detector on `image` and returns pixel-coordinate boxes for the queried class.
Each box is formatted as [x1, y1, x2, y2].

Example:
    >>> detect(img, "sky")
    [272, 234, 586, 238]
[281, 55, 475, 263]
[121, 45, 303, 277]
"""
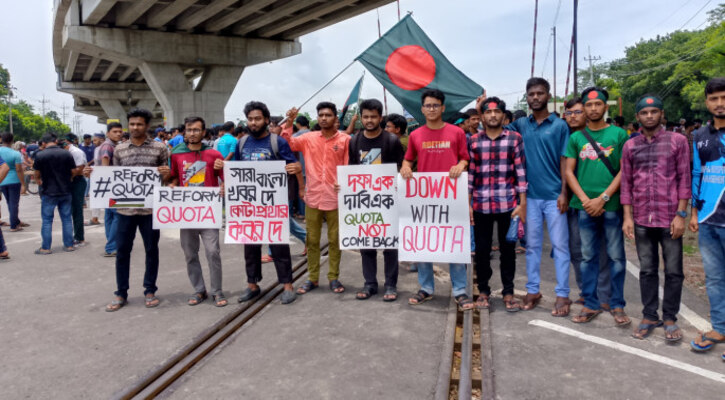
[0, 0, 720, 133]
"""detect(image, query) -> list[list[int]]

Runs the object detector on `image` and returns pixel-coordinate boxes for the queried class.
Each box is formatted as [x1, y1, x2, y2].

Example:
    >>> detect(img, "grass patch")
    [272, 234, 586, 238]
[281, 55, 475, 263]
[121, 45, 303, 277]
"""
[683, 244, 697, 256]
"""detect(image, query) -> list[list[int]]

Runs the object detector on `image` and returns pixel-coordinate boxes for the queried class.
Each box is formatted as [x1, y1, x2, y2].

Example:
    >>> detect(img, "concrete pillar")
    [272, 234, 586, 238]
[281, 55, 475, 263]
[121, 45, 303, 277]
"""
[98, 99, 128, 127]
[139, 63, 244, 128]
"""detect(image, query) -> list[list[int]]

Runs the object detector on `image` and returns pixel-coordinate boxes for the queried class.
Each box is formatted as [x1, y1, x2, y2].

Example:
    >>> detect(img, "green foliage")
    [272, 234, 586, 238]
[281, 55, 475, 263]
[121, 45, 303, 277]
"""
[0, 64, 9, 98]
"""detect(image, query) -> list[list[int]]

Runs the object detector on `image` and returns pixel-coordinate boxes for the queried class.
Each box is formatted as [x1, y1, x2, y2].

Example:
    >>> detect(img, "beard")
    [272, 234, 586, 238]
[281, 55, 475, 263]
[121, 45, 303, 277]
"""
[249, 124, 268, 138]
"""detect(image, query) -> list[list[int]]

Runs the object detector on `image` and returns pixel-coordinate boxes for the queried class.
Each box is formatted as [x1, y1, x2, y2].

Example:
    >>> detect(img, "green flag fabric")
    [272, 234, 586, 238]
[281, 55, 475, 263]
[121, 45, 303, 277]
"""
[339, 74, 364, 122]
[356, 15, 483, 124]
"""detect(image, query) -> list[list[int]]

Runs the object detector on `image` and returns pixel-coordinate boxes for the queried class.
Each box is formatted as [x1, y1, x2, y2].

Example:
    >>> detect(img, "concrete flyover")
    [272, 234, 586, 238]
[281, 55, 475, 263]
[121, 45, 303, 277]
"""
[52, 0, 395, 128]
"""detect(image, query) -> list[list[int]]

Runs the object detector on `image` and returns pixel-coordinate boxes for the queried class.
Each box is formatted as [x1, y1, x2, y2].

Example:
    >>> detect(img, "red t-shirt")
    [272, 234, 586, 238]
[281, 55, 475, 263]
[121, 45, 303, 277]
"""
[170, 148, 224, 187]
[404, 123, 470, 172]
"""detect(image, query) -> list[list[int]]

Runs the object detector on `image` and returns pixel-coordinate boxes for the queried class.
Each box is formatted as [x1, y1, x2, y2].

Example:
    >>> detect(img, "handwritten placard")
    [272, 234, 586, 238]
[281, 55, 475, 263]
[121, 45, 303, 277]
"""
[152, 187, 223, 229]
[337, 164, 398, 249]
[89, 166, 160, 209]
[397, 173, 470, 263]
[224, 161, 290, 244]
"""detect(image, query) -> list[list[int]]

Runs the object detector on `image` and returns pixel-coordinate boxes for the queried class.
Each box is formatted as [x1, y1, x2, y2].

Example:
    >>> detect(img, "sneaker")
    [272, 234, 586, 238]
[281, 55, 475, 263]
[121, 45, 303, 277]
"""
[281, 289, 297, 304]
[74, 240, 87, 248]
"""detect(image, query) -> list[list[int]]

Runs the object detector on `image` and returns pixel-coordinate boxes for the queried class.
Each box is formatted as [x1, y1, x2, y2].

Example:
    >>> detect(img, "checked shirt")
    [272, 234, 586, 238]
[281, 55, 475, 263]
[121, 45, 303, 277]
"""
[468, 130, 527, 214]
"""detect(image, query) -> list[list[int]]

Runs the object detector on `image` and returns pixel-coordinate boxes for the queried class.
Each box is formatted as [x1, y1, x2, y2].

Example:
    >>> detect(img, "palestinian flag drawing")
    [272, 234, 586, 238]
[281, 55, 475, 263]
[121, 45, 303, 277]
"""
[109, 198, 145, 208]
[356, 15, 483, 124]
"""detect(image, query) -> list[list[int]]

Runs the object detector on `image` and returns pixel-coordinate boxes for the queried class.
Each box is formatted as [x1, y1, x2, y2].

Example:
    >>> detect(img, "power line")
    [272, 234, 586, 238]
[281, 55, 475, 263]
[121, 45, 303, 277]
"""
[678, 0, 712, 30]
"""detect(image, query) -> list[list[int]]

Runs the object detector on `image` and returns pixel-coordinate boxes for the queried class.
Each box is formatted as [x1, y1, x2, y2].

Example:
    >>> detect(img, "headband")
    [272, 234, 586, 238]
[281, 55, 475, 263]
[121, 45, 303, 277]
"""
[583, 90, 607, 104]
[481, 101, 501, 111]
[635, 96, 663, 113]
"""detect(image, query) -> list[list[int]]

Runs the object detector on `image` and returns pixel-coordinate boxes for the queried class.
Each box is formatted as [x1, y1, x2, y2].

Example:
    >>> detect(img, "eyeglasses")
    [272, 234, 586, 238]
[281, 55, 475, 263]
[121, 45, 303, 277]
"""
[186, 128, 203, 134]
[422, 104, 442, 110]
[564, 110, 583, 116]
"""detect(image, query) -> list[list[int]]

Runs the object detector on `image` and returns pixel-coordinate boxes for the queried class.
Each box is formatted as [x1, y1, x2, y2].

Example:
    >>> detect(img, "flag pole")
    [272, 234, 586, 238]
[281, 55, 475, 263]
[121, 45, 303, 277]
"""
[377, 8, 389, 115]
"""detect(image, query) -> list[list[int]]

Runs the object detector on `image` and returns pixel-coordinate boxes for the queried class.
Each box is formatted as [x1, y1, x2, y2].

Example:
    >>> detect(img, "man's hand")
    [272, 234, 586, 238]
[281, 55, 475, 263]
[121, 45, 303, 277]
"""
[511, 203, 526, 224]
[582, 197, 604, 217]
[83, 166, 93, 178]
[285, 108, 299, 128]
[299, 187, 305, 201]
[670, 215, 686, 239]
[469, 206, 475, 226]
[622, 217, 635, 240]
[400, 165, 413, 180]
[334, 183, 341, 193]
[688, 214, 699, 232]
[285, 162, 302, 175]
[557, 192, 570, 213]
[158, 165, 170, 178]
[449, 164, 465, 179]
[214, 159, 224, 170]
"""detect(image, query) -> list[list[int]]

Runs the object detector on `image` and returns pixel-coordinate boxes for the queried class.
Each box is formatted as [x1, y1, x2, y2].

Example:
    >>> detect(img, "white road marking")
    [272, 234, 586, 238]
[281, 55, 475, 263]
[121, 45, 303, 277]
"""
[529, 319, 725, 384]
[626, 260, 711, 332]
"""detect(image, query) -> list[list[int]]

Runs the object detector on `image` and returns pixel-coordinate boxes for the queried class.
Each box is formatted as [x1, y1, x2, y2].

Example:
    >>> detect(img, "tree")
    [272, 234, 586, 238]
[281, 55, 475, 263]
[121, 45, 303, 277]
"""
[0, 64, 10, 98]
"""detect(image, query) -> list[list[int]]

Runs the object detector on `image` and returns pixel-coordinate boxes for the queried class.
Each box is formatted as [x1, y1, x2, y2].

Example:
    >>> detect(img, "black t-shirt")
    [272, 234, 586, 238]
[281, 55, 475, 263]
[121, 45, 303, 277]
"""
[33, 146, 76, 196]
[348, 131, 404, 167]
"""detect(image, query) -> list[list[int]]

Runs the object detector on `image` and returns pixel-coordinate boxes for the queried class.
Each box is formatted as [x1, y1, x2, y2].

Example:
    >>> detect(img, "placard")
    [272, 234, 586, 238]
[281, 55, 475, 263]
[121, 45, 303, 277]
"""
[397, 173, 471, 263]
[337, 164, 398, 249]
[152, 186, 223, 229]
[89, 166, 160, 209]
[224, 161, 290, 244]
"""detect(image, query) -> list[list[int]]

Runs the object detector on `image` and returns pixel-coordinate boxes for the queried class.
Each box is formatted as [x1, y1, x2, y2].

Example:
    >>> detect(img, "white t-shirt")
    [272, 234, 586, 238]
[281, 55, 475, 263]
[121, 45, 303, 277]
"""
[68, 144, 87, 166]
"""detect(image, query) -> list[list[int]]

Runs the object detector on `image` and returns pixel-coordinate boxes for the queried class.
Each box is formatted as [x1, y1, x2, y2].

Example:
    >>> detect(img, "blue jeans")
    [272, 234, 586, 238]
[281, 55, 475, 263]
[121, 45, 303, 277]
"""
[104, 208, 119, 253]
[699, 223, 725, 334]
[40, 194, 74, 250]
[567, 208, 611, 303]
[578, 210, 627, 311]
[525, 198, 570, 297]
[417, 262, 468, 297]
[1, 183, 22, 229]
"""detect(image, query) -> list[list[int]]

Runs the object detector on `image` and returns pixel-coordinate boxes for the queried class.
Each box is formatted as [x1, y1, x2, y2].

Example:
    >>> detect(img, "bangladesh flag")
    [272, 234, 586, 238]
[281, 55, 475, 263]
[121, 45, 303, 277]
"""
[339, 74, 365, 123]
[356, 15, 483, 124]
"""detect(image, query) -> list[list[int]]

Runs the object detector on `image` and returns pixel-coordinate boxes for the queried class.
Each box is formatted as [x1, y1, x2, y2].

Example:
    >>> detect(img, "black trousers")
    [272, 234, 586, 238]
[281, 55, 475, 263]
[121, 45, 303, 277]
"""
[115, 214, 160, 298]
[244, 244, 293, 284]
[360, 249, 399, 289]
[634, 225, 684, 322]
[474, 211, 516, 296]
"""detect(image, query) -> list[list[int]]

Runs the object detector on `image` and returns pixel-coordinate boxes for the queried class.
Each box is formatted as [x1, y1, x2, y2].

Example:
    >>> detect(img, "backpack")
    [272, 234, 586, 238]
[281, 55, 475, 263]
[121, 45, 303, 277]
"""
[237, 133, 280, 160]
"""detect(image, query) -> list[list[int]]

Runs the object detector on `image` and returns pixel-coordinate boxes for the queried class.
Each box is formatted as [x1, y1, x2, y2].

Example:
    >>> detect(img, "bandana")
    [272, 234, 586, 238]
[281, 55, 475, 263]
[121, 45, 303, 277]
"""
[481, 101, 501, 111]
[583, 90, 607, 104]
[635, 96, 663, 113]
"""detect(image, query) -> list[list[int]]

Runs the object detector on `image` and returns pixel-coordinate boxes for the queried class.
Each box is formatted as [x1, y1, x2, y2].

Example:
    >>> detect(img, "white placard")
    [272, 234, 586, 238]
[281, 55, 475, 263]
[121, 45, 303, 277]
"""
[224, 161, 290, 244]
[152, 186, 223, 229]
[337, 164, 398, 249]
[397, 172, 471, 263]
[89, 166, 160, 209]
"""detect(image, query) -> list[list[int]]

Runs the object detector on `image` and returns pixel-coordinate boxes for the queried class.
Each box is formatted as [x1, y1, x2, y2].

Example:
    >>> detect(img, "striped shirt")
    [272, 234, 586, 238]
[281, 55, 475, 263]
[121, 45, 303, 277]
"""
[620, 128, 691, 228]
[112, 137, 169, 216]
[468, 130, 527, 214]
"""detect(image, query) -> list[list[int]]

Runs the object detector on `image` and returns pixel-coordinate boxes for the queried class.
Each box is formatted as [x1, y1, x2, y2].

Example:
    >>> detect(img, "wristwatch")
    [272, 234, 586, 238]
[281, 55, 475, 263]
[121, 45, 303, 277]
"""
[676, 210, 687, 218]
[601, 193, 610, 202]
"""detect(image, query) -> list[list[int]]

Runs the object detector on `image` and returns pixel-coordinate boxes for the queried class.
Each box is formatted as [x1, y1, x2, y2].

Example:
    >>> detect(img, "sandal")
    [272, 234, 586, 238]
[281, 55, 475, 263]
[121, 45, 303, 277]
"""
[522, 293, 542, 311]
[551, 296, 572, 317]
[34, 248, 52, 255]
[19, 222, 29, 227]
[9, 227, 23, 232]
[455, 294, 474, 311]
[610, 308, 631, 327]
[297, 280, 318, 295]
[475, 294, 490, 310]
[0, 251, 9, 260]
[145, 294, 160, 308]
[261, 255, 273, 263]
[105, 297, 127, 312]
[515, 246, 526, 254]
[356, 285, 377, 300]
[63, 246, 75, 252]
[503, 294, 521, 312]
[329, 279, 345, 294]
[408, 290, 433, 305]
[690, 331, 725, 352]
[574, 297, 585, 305]
[572, 308, 602, 323]
[632, 320, 663, 340]
[188, 292, 208, 306]
[382, 287, 398, 302]
[213, 294, 228, 307]
[664, 323, 683, 343]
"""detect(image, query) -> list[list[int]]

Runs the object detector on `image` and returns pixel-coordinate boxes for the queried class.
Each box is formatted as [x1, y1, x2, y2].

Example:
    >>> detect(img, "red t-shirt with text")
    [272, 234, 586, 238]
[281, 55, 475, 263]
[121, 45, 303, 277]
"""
[404, 123, 470, 172]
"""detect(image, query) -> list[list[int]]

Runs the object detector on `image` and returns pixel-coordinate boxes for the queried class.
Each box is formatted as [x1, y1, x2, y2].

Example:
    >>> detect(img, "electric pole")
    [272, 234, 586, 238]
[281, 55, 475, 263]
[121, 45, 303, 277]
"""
[6, 86, 15, 134]
[39, 94, 50, 131]
[61, 103, 68, 124]
[584, 46, 601, 87]
[573, 0, 579, 96]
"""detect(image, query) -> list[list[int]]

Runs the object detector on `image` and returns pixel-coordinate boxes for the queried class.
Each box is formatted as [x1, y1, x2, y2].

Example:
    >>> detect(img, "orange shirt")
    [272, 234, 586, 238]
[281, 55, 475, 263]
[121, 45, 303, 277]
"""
[281, 126, 350, 211]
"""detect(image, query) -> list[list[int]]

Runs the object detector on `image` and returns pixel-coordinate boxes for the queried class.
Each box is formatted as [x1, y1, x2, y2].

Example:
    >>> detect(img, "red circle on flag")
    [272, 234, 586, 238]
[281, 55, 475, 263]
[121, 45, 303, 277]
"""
[488, 102, 498, 110]
[646, 98, 654, 104]
[385, 45, 436, 91]
[587, 91, 598, 99]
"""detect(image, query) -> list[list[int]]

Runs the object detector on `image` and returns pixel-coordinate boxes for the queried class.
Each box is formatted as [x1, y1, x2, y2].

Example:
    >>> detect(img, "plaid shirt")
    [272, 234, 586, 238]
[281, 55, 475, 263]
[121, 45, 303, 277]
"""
[621, 128, 691, 228]
[468, 130, 527, 213]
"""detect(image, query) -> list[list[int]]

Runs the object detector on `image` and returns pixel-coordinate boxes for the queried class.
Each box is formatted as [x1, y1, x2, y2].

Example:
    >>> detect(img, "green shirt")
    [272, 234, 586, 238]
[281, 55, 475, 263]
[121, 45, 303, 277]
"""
[565, 125, 628, 211]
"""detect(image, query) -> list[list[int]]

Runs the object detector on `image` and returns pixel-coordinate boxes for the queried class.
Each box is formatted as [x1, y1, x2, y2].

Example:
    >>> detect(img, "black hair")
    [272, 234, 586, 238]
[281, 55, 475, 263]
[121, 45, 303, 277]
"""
[632, 122, 640, 130]
[614, 116, 625, 126]
[316, 101, 338, 117]
[40, 133, 57, 144]
[233, 125, 245, 137]
[512, 110, 527, 120]
[126, 108, 153, 124]
[446, 112, 470, 125]
[66, 133, 78, 143]
[504, 110, 513, 122]
[222, 121, 235, 132]
[1, 132, 13, 144]
[464, 108, 479, 117]
[478, 97, 507, 113]
[243, 101, 271, 119]
[295, 115, 310, 128]
[581, 86, 610, 102]
[359, 99, 384, 116]
[665, 121, 676, 129]
[269, 116, 283, 125]
[421, 89, 445, 105]
[694, 118, 703, 124]
[122, 132, 130, 140]
[83, 134, 91, 139]
[183, 116, 206, 131]
[606, 118, 613, 124]
[312, 123, 321, 131]
[106, 122, 123, 132]
[526, 77, 550, 93]
[565, 97, 583, 109]
[705, 77, 725, 95]
[385, 113, 407, 133]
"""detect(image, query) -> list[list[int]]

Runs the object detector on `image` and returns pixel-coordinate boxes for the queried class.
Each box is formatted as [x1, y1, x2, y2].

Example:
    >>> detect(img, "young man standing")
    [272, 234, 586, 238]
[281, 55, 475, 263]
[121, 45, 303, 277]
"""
[689, 77, 725, 357]
[218, 101, 301, 304]
[283, 102, 350, 295]
[0, 133, 27, 231]
[215, 121, 238, 161]
[346, 99, 404, 302]
[169, 116, 227, 307]
[400, 89, 472, 310]
[565, 87, 630, 326]
[469, 97, 526, 311]
[506, 78, 571, 316]
[62, 134, 87, 247]
[105, 109, 170, 312]
[621, 95, 690, 341]
[33, 133, 77, 254]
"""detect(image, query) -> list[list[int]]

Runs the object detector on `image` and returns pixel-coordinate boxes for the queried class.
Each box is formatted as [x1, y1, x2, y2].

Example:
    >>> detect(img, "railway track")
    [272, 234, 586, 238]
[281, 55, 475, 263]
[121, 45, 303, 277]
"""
[113, 245, 329, 400]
